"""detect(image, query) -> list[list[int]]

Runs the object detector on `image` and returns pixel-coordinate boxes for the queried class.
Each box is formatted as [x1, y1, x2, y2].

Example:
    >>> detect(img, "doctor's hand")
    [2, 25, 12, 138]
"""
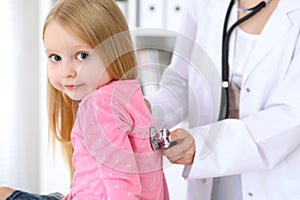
[163, 128, 195, 165]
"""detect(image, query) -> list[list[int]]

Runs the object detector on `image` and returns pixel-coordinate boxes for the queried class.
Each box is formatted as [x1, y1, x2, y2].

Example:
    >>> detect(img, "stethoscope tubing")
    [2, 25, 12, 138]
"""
[219, 0, 268, 119]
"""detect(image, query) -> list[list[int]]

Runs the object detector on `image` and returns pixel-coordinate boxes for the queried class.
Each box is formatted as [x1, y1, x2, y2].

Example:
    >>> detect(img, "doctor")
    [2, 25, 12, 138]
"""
[146, 0, 300, 199]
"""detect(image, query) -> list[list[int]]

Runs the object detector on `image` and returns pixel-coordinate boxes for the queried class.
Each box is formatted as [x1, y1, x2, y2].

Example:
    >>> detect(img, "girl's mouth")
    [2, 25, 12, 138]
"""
[63, 84, 83, 91]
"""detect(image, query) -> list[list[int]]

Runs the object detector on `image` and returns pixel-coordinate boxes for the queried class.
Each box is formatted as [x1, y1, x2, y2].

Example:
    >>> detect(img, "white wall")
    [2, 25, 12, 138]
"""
[0, 0, 40, 192]
[0, 0, 70, 194]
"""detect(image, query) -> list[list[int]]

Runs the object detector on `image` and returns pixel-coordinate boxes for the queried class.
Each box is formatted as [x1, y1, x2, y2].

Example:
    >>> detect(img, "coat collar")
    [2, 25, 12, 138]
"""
[243, 1, 292, 79]
[226, 0, 300, 82]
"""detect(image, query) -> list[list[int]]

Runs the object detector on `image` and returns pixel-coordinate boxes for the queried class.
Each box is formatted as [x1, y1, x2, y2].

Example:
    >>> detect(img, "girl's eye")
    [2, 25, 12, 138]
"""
[76, 53, 89, 61]
[50, 54, 61, 62]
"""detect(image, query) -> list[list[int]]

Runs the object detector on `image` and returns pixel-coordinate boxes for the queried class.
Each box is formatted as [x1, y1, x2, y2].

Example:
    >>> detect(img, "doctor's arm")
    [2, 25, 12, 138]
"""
[146, 1, 199, 130]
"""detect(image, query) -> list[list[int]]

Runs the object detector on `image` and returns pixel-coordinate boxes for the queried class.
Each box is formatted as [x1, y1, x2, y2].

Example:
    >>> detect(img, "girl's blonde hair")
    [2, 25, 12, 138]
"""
[43, 0, 137, 182]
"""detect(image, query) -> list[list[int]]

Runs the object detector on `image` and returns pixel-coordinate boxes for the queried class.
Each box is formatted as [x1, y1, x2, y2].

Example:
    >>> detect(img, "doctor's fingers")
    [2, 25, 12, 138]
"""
[163, 132, 195, 164]
[163, 128, 193, 153]
[163, 139, 195, 164]
[169, 128, 194, 149]
[171, 140, 195, 165]
[168, 128, 191, 141]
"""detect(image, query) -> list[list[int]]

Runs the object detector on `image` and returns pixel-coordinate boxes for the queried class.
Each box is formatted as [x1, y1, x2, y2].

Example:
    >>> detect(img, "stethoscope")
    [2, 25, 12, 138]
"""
[150, 0, 272, 151]
[150, 127, 177, 151]
[219, 0, 271, 119]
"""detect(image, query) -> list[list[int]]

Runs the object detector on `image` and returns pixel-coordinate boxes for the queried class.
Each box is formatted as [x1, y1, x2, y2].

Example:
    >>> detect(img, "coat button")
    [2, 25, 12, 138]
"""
[201, 179, 207, 184]
[248, 192, 253, 197]
[246, 88, 251, 92]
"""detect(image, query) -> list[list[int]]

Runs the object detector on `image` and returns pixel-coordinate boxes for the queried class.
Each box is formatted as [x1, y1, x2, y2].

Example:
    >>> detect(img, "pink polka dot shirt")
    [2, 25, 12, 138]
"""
[63, 80, 169, 200]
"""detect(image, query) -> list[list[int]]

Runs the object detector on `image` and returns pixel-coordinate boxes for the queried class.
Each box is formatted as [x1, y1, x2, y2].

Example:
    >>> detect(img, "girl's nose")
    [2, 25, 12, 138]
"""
[60, 62, 77, 78]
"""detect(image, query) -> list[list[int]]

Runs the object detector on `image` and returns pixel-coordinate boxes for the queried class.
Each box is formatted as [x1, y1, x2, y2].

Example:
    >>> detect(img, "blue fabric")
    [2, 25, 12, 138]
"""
[6, 190, 64, 200]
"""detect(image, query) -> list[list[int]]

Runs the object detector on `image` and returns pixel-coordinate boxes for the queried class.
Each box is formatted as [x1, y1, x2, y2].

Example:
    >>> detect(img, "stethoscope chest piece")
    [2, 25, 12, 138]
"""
[150, 127, 174, 151]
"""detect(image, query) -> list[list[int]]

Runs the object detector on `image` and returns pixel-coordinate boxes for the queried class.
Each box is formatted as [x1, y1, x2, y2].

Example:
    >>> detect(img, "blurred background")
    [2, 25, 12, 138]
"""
[0, 0, 187, 199]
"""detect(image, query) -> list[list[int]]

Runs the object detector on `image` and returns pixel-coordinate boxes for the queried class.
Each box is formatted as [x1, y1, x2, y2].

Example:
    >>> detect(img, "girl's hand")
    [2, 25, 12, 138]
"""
[163, 128, 195, 165]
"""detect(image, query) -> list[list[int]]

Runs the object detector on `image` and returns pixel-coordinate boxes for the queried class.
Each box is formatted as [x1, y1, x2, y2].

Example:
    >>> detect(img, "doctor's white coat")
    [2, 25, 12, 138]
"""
[148, 0, 300, 199]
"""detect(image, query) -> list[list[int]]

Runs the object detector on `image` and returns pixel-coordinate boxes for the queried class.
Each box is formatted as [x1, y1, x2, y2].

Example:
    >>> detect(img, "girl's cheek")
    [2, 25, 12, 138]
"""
[49, 78, 60, 90]
[48, 72, 62, 91]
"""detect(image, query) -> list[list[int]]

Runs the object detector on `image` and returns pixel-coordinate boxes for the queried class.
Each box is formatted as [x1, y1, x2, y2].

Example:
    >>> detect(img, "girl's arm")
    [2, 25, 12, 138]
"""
[78, 91, 142, 199]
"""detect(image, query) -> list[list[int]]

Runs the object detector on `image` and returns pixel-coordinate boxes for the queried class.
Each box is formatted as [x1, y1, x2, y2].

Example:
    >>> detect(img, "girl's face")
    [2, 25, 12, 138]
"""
[44, 21, 112, 101]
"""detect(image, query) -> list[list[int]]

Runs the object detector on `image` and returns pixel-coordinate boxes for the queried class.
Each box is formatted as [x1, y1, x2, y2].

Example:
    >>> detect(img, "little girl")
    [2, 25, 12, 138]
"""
[0, 0, 169, 199]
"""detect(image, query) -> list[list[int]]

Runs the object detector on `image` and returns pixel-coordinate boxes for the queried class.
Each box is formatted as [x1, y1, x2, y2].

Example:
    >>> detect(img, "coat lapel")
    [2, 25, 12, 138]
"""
[242, 2, 292, 83]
